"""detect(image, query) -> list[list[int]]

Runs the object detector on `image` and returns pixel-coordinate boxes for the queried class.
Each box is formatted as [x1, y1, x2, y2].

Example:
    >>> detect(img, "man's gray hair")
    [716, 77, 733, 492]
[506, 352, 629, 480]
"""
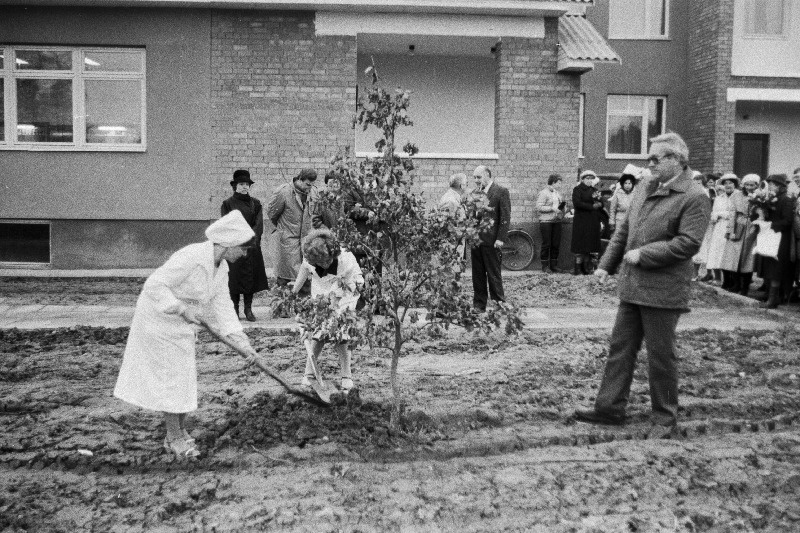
[650, 132, 689, 165]
[449, 173, 468, 189]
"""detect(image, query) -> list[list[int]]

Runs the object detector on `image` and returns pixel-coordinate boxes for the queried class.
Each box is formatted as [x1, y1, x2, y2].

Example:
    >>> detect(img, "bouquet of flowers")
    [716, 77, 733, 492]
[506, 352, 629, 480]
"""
[591, 190, 603, 201]
[748, 188, 777, 210]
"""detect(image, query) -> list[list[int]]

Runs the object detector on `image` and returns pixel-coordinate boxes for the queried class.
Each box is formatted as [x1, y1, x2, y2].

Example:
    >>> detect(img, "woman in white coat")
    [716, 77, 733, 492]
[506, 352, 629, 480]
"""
[114, 210, 259, 458]
[705, 174, 738, 286]
[292, 229, 363, 393]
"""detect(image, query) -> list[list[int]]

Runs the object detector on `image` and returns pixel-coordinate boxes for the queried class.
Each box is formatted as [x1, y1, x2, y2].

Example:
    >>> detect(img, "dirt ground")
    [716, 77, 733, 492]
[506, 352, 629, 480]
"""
[0, 272, 772, 309]
[1, 276, 800, 531]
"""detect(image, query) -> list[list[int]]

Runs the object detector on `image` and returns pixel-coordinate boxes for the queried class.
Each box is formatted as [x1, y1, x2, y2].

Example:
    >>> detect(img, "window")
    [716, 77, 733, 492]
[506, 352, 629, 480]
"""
[0, 222, 50, 264]
[355, 53, 495, 157]
[743, 0, 785, 35]
[0, 46, 145, 151]
[606, 95, 666, 158]
[608, 0, 669, 39]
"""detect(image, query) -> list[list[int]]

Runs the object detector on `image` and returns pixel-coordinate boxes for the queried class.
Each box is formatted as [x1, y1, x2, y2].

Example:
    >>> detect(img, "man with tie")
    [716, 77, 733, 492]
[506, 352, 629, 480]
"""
[574, 132, 710, 438]
[470, 165, 511, 312]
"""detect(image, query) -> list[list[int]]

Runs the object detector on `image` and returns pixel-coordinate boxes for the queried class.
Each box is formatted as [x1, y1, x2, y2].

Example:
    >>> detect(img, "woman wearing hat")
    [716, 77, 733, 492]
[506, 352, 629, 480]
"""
[705, 173, 739, 288]
[755, 174, 796, 308]
[570, 170, 603, 275]
[718, 174, 748, 292]
[735, 174, 761, 296]
[609, 164, 639, 233]
[221, 169, 270, 321]
[114, 211, 260, 458]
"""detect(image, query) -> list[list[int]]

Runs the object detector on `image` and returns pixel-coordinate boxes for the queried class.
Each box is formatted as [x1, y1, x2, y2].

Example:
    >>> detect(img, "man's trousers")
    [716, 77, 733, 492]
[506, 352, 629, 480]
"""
[471, 244, 505, 311]
[594, 301, 682, 426]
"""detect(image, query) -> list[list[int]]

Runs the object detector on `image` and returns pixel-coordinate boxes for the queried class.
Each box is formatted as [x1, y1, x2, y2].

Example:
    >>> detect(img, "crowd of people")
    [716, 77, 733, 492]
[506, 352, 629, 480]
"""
[112, 132, 800, 457]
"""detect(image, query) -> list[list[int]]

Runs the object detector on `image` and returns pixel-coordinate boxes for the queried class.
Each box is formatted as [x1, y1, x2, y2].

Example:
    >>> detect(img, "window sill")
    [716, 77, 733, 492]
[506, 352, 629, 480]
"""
[608, 36, 670, 41]
[606, 154, 649, 160]
[0, 144, 146, 152]
[0, 262, 51, 268]
[739, 33, 789, 41]
[355, 151, 499, 160]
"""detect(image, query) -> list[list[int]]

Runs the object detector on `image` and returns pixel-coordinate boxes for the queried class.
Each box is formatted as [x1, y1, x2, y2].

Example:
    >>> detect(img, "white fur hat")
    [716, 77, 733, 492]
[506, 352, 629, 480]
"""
[621, 164, 643, 179]
[741, 173, 761, 185]
[205, 210, 255, 247]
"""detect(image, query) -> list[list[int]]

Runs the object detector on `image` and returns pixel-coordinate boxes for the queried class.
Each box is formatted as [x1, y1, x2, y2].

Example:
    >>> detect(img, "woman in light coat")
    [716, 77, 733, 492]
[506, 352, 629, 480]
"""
[292, 229, 363, 393]
[705, 174, 738, 286]
[609, 167, 639, 232]
[718, 175, 748, 291]
[114, 211, 259, 458]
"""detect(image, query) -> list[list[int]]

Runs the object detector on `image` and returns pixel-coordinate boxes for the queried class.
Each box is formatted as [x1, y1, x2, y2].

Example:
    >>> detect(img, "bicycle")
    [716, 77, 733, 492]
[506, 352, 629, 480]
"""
[500, 229, 535, 271]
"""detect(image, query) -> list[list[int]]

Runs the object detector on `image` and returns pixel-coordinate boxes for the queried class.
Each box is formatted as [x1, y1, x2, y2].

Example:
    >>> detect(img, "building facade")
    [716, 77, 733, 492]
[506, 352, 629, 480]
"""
[1, 0, 621, 269]
[581, 0, 800, 179]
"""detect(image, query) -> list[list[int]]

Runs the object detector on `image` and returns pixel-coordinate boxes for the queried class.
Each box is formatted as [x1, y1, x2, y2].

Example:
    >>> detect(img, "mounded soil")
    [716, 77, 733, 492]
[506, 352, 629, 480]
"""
[2, 306, 800, 531]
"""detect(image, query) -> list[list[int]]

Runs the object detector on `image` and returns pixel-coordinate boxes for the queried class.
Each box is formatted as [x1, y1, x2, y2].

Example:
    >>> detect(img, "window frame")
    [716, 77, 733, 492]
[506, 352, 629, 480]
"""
[0, 219, 51, 267]
[605, 94, 667, 160]
[741, 0, 788, 38]
[0, 45, 146, 152]
[608, 0, 671, 40]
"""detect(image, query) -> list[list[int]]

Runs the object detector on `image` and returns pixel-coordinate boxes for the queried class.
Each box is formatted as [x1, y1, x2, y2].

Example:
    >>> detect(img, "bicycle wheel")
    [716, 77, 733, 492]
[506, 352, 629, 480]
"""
[501, 229, 535, 271]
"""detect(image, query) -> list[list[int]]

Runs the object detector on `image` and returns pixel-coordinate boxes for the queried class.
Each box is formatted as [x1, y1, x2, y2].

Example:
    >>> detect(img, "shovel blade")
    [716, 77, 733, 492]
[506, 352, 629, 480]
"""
[310, 380, 336, 404]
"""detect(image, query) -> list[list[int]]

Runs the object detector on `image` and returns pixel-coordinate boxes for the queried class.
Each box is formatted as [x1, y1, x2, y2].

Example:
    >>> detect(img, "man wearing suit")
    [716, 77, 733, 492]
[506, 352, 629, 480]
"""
[471, 165, 511, 312]
[575, 132, 710, 438]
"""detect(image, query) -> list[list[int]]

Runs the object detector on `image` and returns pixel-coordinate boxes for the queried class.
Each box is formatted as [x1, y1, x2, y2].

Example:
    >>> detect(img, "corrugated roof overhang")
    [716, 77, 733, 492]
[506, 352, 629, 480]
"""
[558, 13, 619, 74]
[0, 0, 593, 16]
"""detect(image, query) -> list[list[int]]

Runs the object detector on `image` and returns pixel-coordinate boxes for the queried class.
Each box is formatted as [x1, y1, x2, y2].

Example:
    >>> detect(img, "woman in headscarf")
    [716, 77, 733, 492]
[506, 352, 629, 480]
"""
[735, 174, 761, 296]
[221, 169, 270, 321]
[609, 164, 639, 233]
[114, 211, 259, 459]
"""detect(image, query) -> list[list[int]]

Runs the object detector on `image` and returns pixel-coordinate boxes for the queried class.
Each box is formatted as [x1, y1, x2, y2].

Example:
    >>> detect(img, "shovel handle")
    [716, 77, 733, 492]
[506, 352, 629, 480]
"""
[198, 320, 294, 391]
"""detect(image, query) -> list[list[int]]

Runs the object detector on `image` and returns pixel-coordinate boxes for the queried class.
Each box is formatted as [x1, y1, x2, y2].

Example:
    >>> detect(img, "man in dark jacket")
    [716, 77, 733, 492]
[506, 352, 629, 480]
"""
[575, 132, 710, 438]
[471, 165, 511, 312]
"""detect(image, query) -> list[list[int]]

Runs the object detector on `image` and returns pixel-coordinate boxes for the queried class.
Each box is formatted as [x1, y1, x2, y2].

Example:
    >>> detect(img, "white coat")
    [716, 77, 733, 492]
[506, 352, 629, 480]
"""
[705, 194, 732, 270]
[114, 241, 243, 413]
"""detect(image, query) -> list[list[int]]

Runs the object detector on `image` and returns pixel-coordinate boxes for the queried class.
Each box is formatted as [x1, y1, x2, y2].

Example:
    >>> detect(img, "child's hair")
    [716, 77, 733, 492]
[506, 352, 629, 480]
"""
[302, 228, 341, 265]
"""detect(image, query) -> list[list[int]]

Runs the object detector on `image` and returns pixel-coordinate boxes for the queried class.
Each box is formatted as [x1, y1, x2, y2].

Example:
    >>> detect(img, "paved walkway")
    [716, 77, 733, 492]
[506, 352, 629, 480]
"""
[0, 303, 788, 332]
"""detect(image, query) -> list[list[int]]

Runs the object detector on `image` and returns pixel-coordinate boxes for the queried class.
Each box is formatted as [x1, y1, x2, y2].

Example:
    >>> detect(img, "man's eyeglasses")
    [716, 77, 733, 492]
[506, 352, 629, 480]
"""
[647, 152, 675, 165]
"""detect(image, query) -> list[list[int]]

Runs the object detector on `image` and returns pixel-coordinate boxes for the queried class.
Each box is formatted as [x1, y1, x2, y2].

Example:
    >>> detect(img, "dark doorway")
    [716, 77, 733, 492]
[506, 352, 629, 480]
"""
[734, 133, 769, 178]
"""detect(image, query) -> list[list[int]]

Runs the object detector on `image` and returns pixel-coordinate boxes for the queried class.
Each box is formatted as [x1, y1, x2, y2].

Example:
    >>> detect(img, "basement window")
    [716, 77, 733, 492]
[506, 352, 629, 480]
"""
[0, 221, 51, 264]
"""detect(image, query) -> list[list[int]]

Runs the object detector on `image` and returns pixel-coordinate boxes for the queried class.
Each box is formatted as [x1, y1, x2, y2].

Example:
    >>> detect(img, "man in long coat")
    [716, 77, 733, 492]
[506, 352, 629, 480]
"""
[221, 169, 270, 321]
[575, 132, 710, 437]
[267, 168, 322, 295]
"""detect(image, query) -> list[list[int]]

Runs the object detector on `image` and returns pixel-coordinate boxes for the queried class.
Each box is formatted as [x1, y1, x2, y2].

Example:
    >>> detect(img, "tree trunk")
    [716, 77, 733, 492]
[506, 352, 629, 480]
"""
[389, 319, 403, 430]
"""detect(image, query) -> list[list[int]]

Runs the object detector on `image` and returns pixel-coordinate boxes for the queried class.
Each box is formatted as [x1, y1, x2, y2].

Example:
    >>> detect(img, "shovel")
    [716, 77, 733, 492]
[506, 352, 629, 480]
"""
[304, 346, 337, 405]
[198, 320, 330, 407]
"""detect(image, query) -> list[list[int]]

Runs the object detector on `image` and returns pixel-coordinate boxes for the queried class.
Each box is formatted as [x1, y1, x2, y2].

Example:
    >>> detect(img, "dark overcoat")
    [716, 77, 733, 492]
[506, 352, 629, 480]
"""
[221, 194, 270, 295]
[598, 168, 711, 311]
[756, 192, 796, 285]
[571, 182, 602, 254]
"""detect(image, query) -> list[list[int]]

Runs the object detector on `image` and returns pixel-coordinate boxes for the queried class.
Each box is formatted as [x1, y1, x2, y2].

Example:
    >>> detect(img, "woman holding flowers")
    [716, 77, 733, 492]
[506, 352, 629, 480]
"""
[753, 174, 796, 308]
[570, 170, 603, 275]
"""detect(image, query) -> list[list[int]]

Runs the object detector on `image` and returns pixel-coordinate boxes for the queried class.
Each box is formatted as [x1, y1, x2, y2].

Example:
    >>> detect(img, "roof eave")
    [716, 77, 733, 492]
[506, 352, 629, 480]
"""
[0, 0, 591, 17]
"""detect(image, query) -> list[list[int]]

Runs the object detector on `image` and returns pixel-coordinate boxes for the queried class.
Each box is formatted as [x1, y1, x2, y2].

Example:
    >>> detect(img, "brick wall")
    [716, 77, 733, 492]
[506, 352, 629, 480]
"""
[209, 10, 356, 218]
[493, 18, 582, 223]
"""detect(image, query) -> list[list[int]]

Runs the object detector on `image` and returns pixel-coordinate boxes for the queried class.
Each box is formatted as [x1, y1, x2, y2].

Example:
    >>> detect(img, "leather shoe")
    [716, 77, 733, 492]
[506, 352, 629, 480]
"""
[574, 408, 625, 426]
[244, 308, 257, 322]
